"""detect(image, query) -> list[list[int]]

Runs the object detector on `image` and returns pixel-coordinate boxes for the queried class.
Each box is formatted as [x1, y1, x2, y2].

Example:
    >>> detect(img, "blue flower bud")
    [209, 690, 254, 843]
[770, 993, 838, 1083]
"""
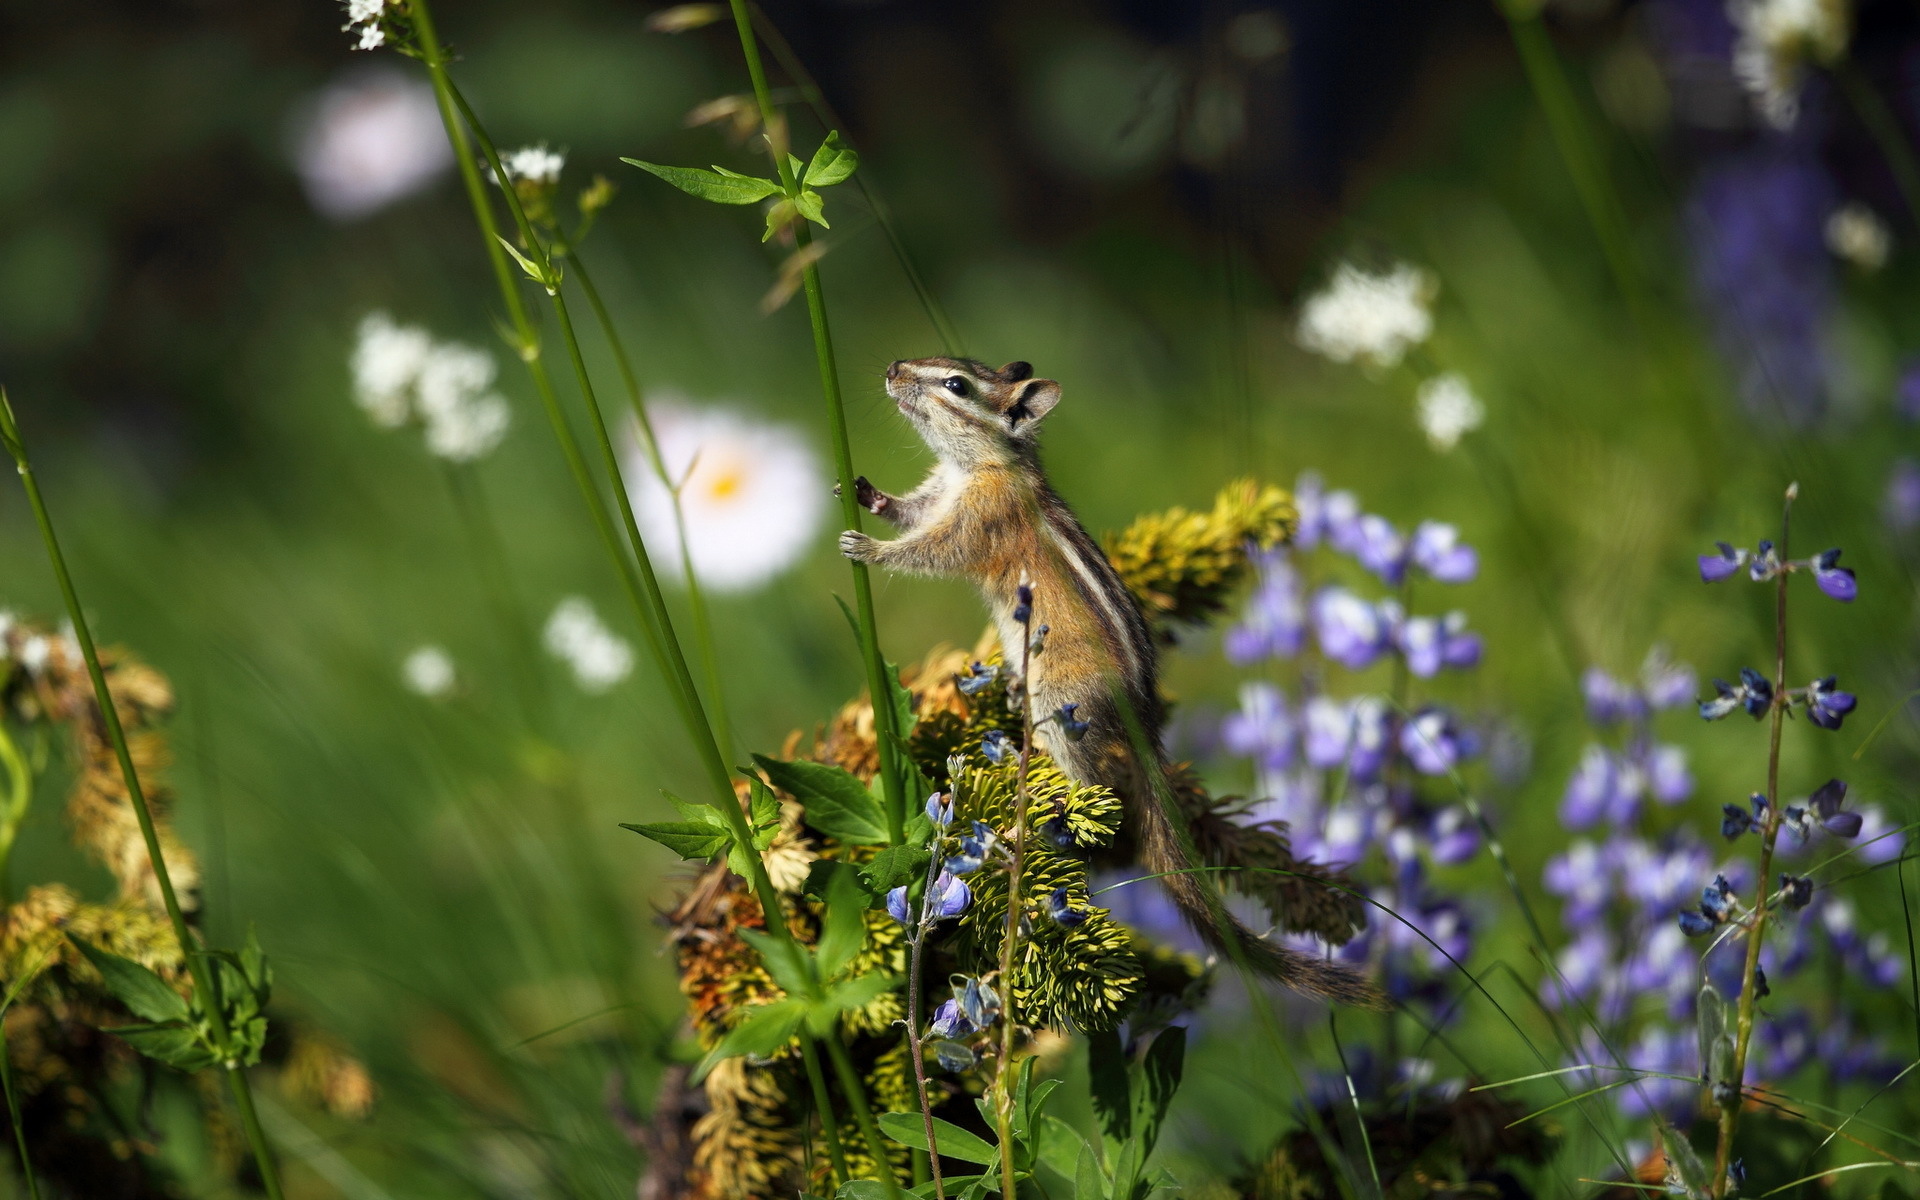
[1721, 803, 1754, 840]
[1056, 703, 1089, 742]
[959, 977, 1000, 1029]
[1749, 540, 1781, 581]
[1737, 668, 1773, 718]
[924, 791, 953, 827]
[1046, 887, 1088, 927]
[1780, 873, 1813, 911]
[1699, 541, 1748, 583]
[1811, 548, 1857, 602]
[980, 730, 1012, 765]
[1013, 583, 1033, 626]
[930, 998, 973, 1039]
[1805, 676, 1856, 730]
[886, 886, 911, 926]
[956, 661, 999, 696]
[1700, 875, 1736, 922]
[929, 871, 971, 919]
[1678, 909, 1716, 937]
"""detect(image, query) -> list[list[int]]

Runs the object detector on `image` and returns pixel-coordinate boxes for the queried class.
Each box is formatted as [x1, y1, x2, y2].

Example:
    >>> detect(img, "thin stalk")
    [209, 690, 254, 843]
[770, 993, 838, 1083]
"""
[0, 392, 284, 1200]
[564, 250, 735, 755]
[1713, 485, 1796, 1195]
[799, 1035, 852, 1187]
[822, 1032, 900, 1193]
[905, 843, 949, 1200]
[724, 0, 908, 845]
[0, 1022, 40, 1200]
[406, 19, 880, 1177]
[0, 721, 31, 905]
[996, 606, 1037, 1200]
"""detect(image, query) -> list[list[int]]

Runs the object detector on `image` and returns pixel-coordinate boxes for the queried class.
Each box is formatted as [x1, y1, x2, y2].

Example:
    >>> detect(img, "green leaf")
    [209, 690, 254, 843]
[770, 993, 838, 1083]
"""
[877, 1112, 1000, 1165]
[883, 658, 917, 739]
[1132, 1026, 1185, 1158]
[1075, 1142, 1107, 1200]
[239, 926, 270, 995]
[753, 755, 888, 845]
[621, 820, 731, 861]
[736, 928, 813, 997]
[748, 776, 781, 844]
[1036, 1114, 1092, 1181]
[1109, 1137, 1144, 1200]
[793, 188, 828, 228]
[107, 1022, 216, 1072]
[1087, 1028, 1131, 1149]
[804, 131, 860, 189]
[814, 863, 869, 979]
[622, 159, 781, 204]
[860, 845, 930, 895]
[1019, 1078, 1062, 1141]
[762, 197, 799, 242]
[69, 938, 188, 1024]
[692, 998, 805, 1082]
[838, 1182, 892, 1200]
[807, 973, 900, 1036]
[804, 859, 877, 906]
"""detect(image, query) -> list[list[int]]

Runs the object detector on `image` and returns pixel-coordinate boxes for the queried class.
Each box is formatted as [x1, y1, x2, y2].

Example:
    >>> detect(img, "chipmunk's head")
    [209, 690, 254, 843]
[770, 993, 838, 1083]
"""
[883, 357, 1062, 464]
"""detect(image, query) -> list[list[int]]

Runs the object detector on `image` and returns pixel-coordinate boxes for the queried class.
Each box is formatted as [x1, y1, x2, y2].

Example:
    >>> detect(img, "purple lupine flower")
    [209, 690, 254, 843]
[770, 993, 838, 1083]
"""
[1702, 668, 1773, 720]
[945, 820, 997, 875]
[1699, 541, 1749, 582]
[1804, 675, 1856, 729]
[1353, 514, 1408, 584]
[1562, 745, 1619, 830]
[1544, 925, 1614, 1008]
[1055, 702, 1089, 742]
[1321, 488, 1365, 555]
[1311, 586, 1389, 670]
[1439, 612, 1482, 669]
[1398, 615, 1445, 678]
[1722, 801, 1756, 839]
[1225, 550, 1306, 663]
[1802, 777, 1861, 838]
[925, 791, 953, 826]
[1645, 744, 1693, 804]
[1400, 707, 1465, 776]
[1425, 805, 1479, 864]
[887, 886, 911, 925]
[1046, 886, 1087, 927]
[931, 998, 972, 1039]
[1347, 698, 1394, 779]
[1753, 1009, 1816, 1080]
[1409, 521, 1478, 583]
[1748, 539, 1784, 581]
[1884, 458, 1920, 532]
[1679, 908, 1716, 936]
[1223, 682, 1296, 771]
[980, 729, 1012, 764]
[1808, 548, 1856, 601]
[958, 976, 1001, 1028]
[1780, 873, 1813, 910]
[956, 661, 998, 695]
[929, 871, 971, 919]
[1613, 1024, 1700, 1122]
[1012, 583, 1033, 625]
[1544, 838, 1614, 925]
[1302, 694, 1352, 769]
[1582, 668, 1643, 725]
[1619, 836, 1716, 916]
[1699, 873, 1737, 922]
[1292, 472, 1328, 548]
[1641, 648, 1698, 710]
[1318, 800, 1374, 866]
[1850, 805, 1907, 866]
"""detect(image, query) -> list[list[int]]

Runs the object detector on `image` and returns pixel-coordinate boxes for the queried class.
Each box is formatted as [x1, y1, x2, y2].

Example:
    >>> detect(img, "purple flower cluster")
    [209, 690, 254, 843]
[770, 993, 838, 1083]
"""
[1561, 650, 1698, 830]
[1216, 475, 1488, 1009]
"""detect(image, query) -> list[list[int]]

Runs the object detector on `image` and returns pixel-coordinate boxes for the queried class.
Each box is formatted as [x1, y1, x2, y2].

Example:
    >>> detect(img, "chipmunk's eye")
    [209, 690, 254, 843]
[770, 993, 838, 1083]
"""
[943, 376, 969, 397]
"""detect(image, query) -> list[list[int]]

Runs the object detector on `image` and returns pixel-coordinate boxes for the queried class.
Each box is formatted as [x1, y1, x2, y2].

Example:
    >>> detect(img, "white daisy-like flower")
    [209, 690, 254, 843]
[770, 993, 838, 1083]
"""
[624, 401, 828, 592]
[1295, 261, 1436, 371]
[1727, 0, 1849, 129]
[403, 645, 456, 697]
[348, 314, 511, 460]
[1414, 373, 1485, 452]
[292, 68, 452, 220]
[1824, 202, 1890, 270]
[544, 597, 635, 693]
[501, 144, 565, 185]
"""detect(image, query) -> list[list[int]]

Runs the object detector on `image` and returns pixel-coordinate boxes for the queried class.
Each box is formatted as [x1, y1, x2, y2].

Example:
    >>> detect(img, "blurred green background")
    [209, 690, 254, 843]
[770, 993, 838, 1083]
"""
[3, 0, 1920, 1194]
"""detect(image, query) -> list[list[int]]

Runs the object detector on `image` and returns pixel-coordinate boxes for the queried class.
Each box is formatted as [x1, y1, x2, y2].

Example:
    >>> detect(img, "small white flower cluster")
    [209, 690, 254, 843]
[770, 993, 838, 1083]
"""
[402, 645, 456, 698]
[501, 144, 565, 186]
[1295, 261, 1435, 371]
[1727, 0, 1849, 129]
[0, 614, 81, 678]
[1415, 373, 1485, 452]
[342, 0, 387, 51]
[1824, 202, 1890, 270]
[350, 312, 510, 461]
[1299, 259, 1486, 454]
[544, 598, 634, 693]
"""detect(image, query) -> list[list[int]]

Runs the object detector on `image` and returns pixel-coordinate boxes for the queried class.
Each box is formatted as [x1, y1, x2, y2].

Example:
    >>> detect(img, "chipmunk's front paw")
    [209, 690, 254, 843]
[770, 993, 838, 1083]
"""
[853, 476, 888, 515]
[839, 530, 880, 562]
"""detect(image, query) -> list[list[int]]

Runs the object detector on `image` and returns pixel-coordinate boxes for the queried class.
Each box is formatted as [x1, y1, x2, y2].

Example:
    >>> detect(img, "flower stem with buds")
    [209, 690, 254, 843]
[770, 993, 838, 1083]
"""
[996, 596, 1038, 1200]
[904, 846, 949, 1200]
[1712, 483, 1796, 1196]
[0, 391, 285, 1200]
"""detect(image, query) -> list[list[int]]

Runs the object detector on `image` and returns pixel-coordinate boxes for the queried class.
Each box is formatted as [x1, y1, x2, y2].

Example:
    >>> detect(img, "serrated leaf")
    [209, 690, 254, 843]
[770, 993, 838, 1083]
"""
[107, 1022, 216, 1072]
[877, 1111, 1000, 1165]
[693, 997, 805, 1082]
[69, 938, 188, 1024]
[860, 845, 931, 895]
[807, 972, 899, 1035]
[804, 132, 860, 189]
[883, 657, 917, 738]
[1087, 1028, 1131, 1150]
[754, 755, 888, 845]
[621, 820, 732, 861]
[794, 189, 828, 228]
[1133, 1027, 1184, 1157]
[1076, 1142, 1107, 1200]
[804, 858, 877, 905]
[623, 159, 781, 204]
[815, 864, 869, 979]
[736, 928, 813, 997]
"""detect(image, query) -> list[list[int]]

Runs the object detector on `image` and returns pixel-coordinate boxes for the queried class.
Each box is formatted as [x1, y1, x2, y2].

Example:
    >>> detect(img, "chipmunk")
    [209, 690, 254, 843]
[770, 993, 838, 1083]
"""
[839, 357, 1376, 1006]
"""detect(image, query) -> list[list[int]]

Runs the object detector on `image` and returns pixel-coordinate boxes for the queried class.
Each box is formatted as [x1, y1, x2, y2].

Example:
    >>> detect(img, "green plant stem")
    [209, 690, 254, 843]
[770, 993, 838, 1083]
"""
[724, 0, 907, 846]
[905, 852, 948, 1200]
[821, 1033, 899, 1192]
[0, 391, 284, 1200]
[1714, 486, 1795, 1196]
[0, 1023, 40, 1200]
[800, 1035, 852, 1187]
[996, 613, 1037, 1200]
[564, 250, 735, 756]
[1835, 61, 1920, 230]
[0, 722, 31, 906]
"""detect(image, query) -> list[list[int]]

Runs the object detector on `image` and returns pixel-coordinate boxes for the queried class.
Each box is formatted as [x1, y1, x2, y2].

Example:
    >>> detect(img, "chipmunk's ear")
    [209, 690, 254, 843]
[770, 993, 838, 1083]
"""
[1000, 361, 1033, 382]
[1003, 377, 1061, 435]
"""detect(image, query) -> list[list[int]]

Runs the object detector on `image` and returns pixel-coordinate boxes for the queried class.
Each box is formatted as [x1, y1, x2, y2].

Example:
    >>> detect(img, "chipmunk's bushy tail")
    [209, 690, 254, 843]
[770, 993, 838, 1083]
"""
[1134, 788, 1384, 1009]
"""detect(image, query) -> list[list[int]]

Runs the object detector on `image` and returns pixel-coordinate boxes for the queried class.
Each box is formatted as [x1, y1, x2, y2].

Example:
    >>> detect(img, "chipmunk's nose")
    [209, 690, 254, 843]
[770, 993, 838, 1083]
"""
[885, 360, 904, 381]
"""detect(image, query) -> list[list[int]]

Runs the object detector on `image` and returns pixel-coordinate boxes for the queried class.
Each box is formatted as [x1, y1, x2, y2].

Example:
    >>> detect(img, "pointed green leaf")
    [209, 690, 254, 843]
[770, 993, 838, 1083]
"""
[69, 938, 188, 1024]
[859, 845, 930, 896]
[877, 1111, 1001, 1165]
[1036, 1114, 1092, 1181]
[239, 925, 270, 995]
[107, 1022, 216, 1072]
[804, 132, 860, 189]
[762, 198, 798, 243]
[1109, 1137, 1144, 1200]
[804, 858, 878, 906]
[1076, 1142, 1107, 1200]
[753, 755, 888, 844]
[692, 997, 805, 1082]
[622, 159, 781, 204]
[793, 188, 828, 228]
[748, 776, 780, 845]
[1019, 1077, 1062, 1141]
[621, 820, 732, 861]
[815, 862, 869, 979]
[808, 972, 900, 1035]
[494, 235, 549, 288]
[736, 928, 813, 997]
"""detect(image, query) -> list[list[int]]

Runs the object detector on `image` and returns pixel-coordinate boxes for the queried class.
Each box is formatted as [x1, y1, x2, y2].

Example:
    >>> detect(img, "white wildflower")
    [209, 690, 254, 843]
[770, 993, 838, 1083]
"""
[422, 394, 510, 462]
[17, 636, 48, 676]
[1727, 0, 1849, 129]
[625, 401, 828, 592]
[348, 315, 510, 460]
[342, 0, 387, 50]
[351, 311, 432, 427]
[403, 645, 456, 697]
[1825, 202, 1890, 270]
[544, 598, 634, 693]
[291, 68, 452, 220]
[1414, 373, 1485, 452]
[1295, 261, 1436, 371]
[502, 144, 565, 185]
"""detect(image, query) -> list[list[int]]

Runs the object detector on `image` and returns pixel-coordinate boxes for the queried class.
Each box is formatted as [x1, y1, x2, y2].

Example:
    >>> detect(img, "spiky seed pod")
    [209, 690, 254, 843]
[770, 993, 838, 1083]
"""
[1105, 478, 1297, 635]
